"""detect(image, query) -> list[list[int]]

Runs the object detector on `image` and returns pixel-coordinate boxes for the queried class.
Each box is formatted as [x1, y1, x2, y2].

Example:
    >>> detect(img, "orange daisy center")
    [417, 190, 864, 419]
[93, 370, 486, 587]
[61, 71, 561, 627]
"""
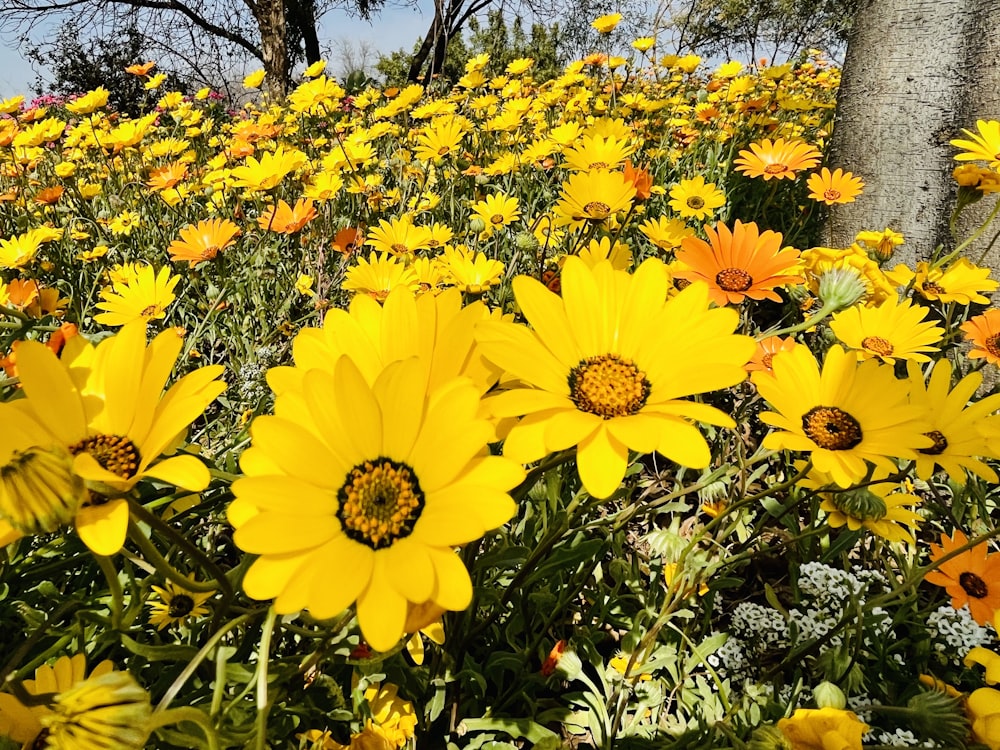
[715, 268, 753, 292]
[583, 201, 611, 220]
[568, 354, 651, 419]
[390, 243, 409, 254]
[802, 406, 863, 450]
[861, 336, 894, 357]
[491, 214, 505, 225]
[764, 163, 787, 174]
[985, 333, 1000, 358]
[823, 189, 841, 201]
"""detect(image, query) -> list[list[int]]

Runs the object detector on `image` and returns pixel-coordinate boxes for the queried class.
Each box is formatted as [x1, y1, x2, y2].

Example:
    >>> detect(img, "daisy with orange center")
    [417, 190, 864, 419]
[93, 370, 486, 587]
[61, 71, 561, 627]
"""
[961, 308, 1000, 365]
[168, 218, 241, 264]
[807, 167, 865, 205]
[951, 119, 1000, 170]
[674, 220, 803, 305]
[734, 138, 821, 180]
[925, 529, 1000, 626]
[257, 198, 318, 234]
[745, 336, 798, 373]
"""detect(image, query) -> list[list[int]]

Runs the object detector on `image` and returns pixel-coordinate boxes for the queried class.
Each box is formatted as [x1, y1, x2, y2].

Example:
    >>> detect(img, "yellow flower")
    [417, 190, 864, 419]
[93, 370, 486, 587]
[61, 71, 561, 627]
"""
[42, 671, 151, 750]
[855, 228, 903, 261]
[912, 258, 998, 304]
[95, 264, 179, 327]
[952, 119, 1000, 169]
[108, 210, 141, 236]
[668, 175, 726, 220]
[230, 356, 523, 651]
[807, 168, 865, 205]
[365, 216, 432, 256]
[554, 169, 636, 225]
[470, 193, 521, 235]
[0, 324, 224, 555]
[0, 655, 114, 746]
[563, 135, 635, 172]
[439, 246, 504, 293]
[243, 68, 266, 88]
[477, 258, 754, 498]
[148, 577, 214, 630]
[143, 72, 167, 90]
[968, 688, 1000, 750]
[967, 647, 1000, 685]
[303, 59, 327, 78]
[829, 295, 944, 363]
[231, 144, 307, 192]
[777, 707, 868, 750]
[295, 274, 315, 296]
[752, 345, 930, 487]
[66, 87, 110, 115]
[639, 216, 694, 250]
[591, 12, 622, 33]
[631, 37, 655, 52]
[578, 237, 632, 270]
[342, 251, 420, 301]
[0, 230, 43, 269]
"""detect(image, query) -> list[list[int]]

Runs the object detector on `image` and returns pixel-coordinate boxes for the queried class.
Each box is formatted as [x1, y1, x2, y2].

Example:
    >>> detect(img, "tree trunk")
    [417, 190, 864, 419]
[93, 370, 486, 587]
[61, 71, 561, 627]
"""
[251, 0, 291, 97]
[287, 0, 321, 65]
[826, 0, 1000, 267]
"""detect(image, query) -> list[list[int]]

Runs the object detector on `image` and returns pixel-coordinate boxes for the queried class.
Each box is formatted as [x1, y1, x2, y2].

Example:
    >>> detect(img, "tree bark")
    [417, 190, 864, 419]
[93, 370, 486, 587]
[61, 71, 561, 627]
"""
[248, 0, 291, 96]
[826, 0, 1000, 266]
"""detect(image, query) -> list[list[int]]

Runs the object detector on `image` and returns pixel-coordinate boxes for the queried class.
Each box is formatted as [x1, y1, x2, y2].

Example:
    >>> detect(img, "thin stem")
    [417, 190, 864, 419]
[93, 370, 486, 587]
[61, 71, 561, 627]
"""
[148, 707, 221, 750]
[155, 613, 257, 712]
[254, 607, 278, 750]
[94, 554, 124, 631]
[127, 522, 221, 594]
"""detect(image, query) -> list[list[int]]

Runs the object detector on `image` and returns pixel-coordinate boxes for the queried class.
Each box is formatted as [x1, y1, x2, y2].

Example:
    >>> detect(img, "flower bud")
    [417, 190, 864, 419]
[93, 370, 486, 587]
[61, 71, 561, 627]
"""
[816, 268, 866, 310]
[904, 688, 970, 748]
[514, 231, 540, 253]
[468, 217, 487, 233]
[42, 672, 152, 750]
[813, 681, 847, 710]
[0, 446, 86, 534]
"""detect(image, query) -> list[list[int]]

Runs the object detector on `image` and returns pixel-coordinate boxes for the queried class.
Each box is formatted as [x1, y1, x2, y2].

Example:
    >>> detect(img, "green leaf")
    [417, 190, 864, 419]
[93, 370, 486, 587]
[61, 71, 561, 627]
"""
[460, 718, 559, 744]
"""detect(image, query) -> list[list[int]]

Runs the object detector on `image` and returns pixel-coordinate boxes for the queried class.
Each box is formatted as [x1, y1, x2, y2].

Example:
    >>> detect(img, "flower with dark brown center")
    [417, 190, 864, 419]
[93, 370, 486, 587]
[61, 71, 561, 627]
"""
[919, 430, 949, 455]
[960, 571, 989, 599]
[337, 458, 425, 550]
[583, 201, 611, 220]
[861, 335, 894, 357]
[686, 196, 705, 210]
[69, 434, 141, 479]
[802, 406, 864, 450]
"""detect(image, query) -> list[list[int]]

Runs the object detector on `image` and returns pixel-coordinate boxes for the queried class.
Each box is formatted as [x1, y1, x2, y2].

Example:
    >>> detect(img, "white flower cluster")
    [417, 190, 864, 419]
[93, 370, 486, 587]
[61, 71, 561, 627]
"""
[926, 605, 992, 666]
[868, 728, 938, 747]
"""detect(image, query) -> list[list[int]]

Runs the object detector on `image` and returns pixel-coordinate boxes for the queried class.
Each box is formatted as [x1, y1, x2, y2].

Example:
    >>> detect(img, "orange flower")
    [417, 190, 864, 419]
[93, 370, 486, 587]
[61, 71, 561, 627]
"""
[623, 160, 654, 201]
[962, 309, 1000, 365]
[125, 61, 156, 76]
[541, 640, 567, 676]
[674, 220, 803, 305]
[0, 322, 77, 378]
[147, 162, 188, 191]
[807, 168, 865, 205]
[746, 336, 798, 373]
[34, 185, 64, 205]
[5, 278, 40, 309]
[734, 138, 821, 180]
[332, 227, 364, 256]
[257, 198, 317, 234]
[925, 529, 1000, 625]
[168, 218, 241, 264]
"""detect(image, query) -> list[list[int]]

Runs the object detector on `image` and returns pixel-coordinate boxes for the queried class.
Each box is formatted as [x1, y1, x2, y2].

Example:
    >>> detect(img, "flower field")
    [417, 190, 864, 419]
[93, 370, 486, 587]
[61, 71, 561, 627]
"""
[0, 20, 998, 749]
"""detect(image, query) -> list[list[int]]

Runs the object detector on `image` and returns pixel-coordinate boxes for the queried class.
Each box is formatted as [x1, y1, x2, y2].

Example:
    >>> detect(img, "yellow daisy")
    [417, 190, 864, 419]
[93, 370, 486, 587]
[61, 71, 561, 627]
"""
[94, 264, 179, 327]
[470, 193, 521, 236]
[439, 247, 505, 293]
[477, 257, 755, 499]
[230, 357, 523, 651]
[668, 175, 726, 220]
[913, 258, 998, 305]
[829, 296, 944, 363]
[148, 577, 214, 630]
[554, 169, 636, 225]
[342, 252, 420, 301]
[752, 344, 931, 487]
[0, 324, 225, 554]
[563, 135, 635, 172]
[952, 119, 1000, 169]
[906, 359, 1000, 483]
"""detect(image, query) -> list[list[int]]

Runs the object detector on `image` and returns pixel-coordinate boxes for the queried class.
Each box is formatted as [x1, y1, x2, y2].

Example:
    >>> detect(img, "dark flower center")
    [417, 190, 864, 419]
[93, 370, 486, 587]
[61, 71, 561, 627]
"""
[960, 571, 989, 599]
[823, 188, 841, 201]
[686, 195, 706, 209]
[802, 406, 863, 450]
[167, 594, 195, 618]
[69, 434, 141, 479]
[337, 458, 424, 549]
[919, 430, 949, 455]
[985, 333, 1000, 358]
[583, 201, 612, 220]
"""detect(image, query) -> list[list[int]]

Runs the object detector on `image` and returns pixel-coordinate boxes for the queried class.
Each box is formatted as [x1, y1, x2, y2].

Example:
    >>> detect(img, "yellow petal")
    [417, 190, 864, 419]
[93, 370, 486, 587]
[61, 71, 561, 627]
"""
[427, 547, 473, 610]
[76, 498, 129, 555]
[243, 552, 310, 601]
[307, 536, 374, 619]
[16, 341, 87, 444]
[356, 556, 408, 651]
[234, 512, 339, 554]
[142, 455, 210, 490]
[383, 537, 435, 603]
[653, 418, 711, 468]
[576, 424, 628, 499]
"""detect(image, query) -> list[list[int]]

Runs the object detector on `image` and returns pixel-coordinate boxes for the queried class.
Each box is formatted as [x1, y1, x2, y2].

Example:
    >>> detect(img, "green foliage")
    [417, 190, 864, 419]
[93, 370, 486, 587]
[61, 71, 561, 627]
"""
[26, 22, 188, 117]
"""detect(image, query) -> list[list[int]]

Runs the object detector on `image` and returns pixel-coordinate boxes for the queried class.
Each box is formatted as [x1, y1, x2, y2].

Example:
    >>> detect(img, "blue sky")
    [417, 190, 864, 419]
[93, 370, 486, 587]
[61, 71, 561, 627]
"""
[0, 3, 432, 98]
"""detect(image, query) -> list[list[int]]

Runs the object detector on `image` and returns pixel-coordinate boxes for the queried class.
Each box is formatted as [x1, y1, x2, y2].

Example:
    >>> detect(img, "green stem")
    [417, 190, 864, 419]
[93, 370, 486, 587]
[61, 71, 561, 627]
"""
[126, 522, 221, 594]
[254, 607, 278, 750]
[155, 613, 257, 712]
[148, 707, 221, 750]
[94, 554, 124, 631]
